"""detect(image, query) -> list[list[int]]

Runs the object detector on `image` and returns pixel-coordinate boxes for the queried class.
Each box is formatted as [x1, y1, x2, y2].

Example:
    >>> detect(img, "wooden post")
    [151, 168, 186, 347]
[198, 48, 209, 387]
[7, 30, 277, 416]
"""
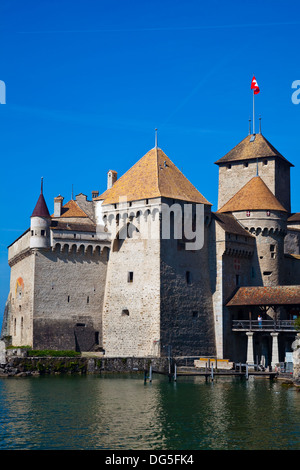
[149, 364, 152, 382]
[211, 364, 214, 381]
[174, 363, 177, 382]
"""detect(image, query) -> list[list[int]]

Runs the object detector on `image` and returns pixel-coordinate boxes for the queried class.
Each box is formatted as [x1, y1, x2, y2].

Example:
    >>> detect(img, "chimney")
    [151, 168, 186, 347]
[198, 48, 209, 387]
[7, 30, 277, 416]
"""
[54, 195, 64, 217]
[107, 170, 117, 189]
[92, 190, 99, 199]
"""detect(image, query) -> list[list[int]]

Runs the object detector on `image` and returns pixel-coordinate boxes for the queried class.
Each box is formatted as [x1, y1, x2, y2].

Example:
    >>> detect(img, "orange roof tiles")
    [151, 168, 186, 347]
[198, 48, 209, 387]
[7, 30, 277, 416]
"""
[227, 286, 300, 306]
[96, 147, 211, 206]
[288, 213, 300, 222]
[215, 133, 293, 166]
[52, 199, 89, 218]
[218, 176, 287, 213]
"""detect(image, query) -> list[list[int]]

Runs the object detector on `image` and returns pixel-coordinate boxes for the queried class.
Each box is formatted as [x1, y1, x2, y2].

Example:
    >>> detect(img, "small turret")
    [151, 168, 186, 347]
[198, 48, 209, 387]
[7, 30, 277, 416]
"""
[218, 176, 288, 286]
[30, 178, 51, 249]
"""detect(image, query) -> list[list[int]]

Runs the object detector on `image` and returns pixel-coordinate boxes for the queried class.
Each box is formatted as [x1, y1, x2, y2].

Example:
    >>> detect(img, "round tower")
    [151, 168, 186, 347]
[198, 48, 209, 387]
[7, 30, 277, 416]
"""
[236, 209, 287, 286]
[218, 176, 288, 286]
[30, 178, 51, 249]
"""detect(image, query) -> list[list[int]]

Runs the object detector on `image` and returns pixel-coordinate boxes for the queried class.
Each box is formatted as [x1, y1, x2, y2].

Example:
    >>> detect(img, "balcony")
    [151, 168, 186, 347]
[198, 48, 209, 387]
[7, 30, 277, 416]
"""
[232, 319, 298, 332]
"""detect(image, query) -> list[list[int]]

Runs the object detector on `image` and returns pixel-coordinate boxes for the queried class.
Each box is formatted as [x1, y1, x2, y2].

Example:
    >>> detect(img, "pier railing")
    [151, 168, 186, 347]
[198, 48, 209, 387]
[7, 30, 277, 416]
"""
[232, 319, 297, 332]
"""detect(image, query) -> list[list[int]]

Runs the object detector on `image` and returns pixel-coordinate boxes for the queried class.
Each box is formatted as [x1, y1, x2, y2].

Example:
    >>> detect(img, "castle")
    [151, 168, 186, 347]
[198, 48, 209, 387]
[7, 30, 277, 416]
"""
[2, 129, 300, 367]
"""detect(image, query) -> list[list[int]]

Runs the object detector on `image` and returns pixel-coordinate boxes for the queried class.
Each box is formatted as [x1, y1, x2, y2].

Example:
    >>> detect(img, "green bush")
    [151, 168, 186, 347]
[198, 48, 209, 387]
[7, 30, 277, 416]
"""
[294, 317, 300, 332]
[27, 350, 80, 357]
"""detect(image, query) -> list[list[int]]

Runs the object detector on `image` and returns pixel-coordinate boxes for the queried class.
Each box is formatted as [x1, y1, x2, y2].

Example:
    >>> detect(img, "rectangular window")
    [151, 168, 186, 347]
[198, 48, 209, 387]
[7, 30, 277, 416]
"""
[186, 271, 191, 285]
[41, 230, 45, 236]
[95, 332, 99, 344]
[128, 272, 133, 283]
[192, 311, 198, 318]
[236, 274, 240, 286]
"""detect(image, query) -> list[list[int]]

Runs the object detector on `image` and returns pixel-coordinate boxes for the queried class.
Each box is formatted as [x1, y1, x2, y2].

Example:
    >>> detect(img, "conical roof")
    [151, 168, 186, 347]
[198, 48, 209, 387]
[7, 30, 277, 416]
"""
[215, 133, 293, 166]
[31, 181, 50, 218]
[218, 176, 287, 213]
[96, 147, 211, 206]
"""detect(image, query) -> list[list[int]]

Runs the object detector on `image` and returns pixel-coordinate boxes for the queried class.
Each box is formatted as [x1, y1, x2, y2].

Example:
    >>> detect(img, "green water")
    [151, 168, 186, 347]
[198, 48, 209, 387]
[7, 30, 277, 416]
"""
[0, 373, 299, 450]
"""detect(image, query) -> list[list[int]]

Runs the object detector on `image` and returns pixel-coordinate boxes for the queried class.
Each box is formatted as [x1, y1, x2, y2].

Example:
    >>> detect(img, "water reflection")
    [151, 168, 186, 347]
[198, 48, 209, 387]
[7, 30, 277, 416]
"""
[0, 374, 300, 450]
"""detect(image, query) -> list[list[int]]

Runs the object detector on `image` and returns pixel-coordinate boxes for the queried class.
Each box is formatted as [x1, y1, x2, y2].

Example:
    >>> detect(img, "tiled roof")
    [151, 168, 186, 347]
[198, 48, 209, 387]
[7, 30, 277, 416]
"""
[213, 212, 254, 237]
[96, 147, 211, 206]
[50, 221, 96, 232]
[227, 285, 300, 306]
[215, 133, 293, 166]
[288, 213, 300, 222]
[52, 200, 89, 218]
[218, 176, 287, 213]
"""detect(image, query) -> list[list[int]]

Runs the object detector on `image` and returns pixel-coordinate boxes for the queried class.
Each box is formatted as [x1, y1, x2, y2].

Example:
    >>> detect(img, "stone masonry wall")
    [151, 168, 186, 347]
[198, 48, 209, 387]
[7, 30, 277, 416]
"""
[8, 249, 35, 347]
[32, 248, 107, 351]
[102, 212, 161, 357]
[160, 204, 216, 357]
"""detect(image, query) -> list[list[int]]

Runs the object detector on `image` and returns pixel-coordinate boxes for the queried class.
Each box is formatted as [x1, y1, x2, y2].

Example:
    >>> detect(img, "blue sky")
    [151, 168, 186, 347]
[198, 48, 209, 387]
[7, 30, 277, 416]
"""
[1, 0, 300, 322]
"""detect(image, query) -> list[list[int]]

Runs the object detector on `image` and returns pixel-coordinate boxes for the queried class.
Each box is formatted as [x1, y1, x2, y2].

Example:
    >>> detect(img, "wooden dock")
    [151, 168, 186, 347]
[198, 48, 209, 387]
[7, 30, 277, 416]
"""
[175, 368, 278, 380]
[144, 363, 278, 383]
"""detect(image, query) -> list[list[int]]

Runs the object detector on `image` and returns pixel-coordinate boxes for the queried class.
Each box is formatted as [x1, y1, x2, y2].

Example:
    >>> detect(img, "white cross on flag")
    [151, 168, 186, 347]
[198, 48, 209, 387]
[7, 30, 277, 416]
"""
[251, 76, 260, 94]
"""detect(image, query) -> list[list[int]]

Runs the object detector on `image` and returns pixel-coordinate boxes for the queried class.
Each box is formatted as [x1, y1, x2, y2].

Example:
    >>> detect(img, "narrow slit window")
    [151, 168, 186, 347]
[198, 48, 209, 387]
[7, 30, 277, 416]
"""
[128, 272, 134, 283]
[186, 271, 191, 285]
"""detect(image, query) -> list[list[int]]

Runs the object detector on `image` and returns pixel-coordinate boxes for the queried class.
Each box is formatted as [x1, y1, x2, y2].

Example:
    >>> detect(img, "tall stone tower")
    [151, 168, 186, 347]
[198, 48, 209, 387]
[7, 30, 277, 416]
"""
[95, 146, 216, 357]
[215, 133, 293, 213]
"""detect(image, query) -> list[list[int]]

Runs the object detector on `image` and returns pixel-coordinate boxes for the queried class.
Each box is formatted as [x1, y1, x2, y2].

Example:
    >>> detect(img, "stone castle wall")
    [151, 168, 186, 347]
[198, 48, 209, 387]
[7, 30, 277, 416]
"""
[102, 205, 161, 357]
[32, 247, 107, 351]
[8, 250, 35, 347]
[160, 204, 216, 357]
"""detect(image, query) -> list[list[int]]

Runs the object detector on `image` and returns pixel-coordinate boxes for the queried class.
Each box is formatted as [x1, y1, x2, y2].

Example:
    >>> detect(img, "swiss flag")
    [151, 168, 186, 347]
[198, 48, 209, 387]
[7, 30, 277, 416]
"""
[251, 76, 260, 94]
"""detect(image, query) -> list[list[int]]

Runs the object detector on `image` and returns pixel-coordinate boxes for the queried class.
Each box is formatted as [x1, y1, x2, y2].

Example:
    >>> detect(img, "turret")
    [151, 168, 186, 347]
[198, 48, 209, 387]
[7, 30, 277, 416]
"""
[30, 178, 51, 249]
[218, 176, 288, 286]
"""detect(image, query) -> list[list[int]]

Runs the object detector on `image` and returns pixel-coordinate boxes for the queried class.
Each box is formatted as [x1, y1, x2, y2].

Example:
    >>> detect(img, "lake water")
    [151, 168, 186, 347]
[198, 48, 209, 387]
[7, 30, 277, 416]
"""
[0, 373, 299, 451]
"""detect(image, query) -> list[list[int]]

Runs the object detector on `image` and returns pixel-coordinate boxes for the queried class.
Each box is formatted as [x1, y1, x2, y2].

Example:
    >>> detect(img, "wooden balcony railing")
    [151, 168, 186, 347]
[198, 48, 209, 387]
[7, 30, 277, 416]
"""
[232, 319, 298, 332]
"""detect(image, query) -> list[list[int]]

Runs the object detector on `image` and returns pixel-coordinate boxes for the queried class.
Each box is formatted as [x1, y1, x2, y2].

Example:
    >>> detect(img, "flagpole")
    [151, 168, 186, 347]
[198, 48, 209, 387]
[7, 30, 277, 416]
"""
[253, 90, 255, 134]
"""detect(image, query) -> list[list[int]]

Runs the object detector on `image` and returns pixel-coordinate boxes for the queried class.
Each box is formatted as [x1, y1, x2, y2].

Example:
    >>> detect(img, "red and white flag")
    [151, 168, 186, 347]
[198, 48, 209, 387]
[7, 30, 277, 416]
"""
[251, 76, 260, 94]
